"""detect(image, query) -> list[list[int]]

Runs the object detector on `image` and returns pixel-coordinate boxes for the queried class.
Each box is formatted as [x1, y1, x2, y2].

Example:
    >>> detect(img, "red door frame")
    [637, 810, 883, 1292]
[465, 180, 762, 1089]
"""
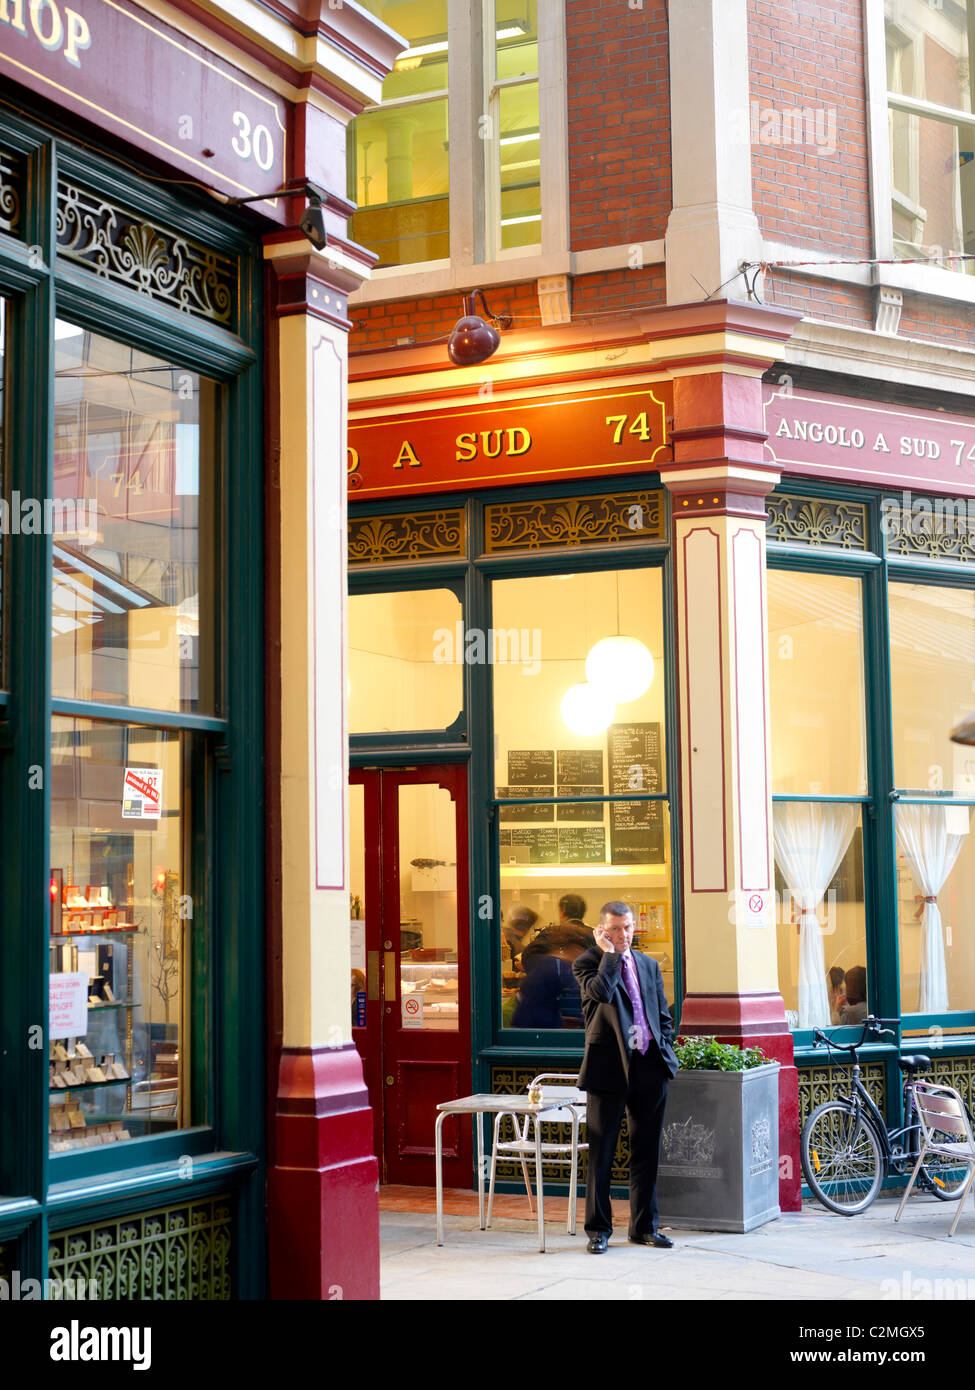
[351, 764, 472, 1188]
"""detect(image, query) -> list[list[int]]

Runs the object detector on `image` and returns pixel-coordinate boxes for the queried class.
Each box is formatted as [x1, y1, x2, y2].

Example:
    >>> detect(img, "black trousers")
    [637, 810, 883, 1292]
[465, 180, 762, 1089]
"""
[585, 1048, 670, 1238]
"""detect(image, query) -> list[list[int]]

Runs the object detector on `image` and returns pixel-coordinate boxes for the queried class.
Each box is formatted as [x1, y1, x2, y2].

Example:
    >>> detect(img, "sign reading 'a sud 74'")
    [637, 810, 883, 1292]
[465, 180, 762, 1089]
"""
[347, 384, 672, 498]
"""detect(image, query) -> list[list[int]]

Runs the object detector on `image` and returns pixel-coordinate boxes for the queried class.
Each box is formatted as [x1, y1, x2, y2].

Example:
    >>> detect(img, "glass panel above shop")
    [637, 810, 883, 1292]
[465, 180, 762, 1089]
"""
[768, 569, 867, 796]
[491, 568, 666, 794]
[886, 0, 974, 113]
[51, 322, 216, 714]
[495, 0, 538, 79]
[348, 587, 463, 734]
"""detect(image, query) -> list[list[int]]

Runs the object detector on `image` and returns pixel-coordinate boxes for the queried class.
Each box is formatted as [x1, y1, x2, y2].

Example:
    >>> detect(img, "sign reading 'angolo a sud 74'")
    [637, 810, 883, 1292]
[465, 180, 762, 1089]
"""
[347, 384, 673, 498]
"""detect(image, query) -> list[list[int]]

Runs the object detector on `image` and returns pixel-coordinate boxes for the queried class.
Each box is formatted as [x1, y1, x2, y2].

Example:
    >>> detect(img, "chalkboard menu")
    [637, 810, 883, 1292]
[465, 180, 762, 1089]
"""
[499, 827, 559, 864]
[608, 722, 665, 864]
[557, 786, 604, 823]
[498, 786, 555, 823]
[558, 827, 606, 864]
[507, 750, 555, 785]
[557, 750, 604, 787]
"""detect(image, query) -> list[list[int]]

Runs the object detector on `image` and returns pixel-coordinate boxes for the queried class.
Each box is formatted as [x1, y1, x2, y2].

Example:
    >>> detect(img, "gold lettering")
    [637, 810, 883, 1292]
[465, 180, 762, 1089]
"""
[347, 446, 360, 474]
[64, 6, 89, 63]
[392, 440, 422, 469]
[480, 429, 504, 459]
[506, 427, 531, 456]
[29, 0, 62, 49]
[0, 0, 27, 32]
[455, 432, 477, 462]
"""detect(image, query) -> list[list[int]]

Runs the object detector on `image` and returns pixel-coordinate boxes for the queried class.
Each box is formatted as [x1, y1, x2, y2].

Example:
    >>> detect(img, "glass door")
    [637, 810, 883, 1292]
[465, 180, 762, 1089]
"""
[349, 765, 471, 1186]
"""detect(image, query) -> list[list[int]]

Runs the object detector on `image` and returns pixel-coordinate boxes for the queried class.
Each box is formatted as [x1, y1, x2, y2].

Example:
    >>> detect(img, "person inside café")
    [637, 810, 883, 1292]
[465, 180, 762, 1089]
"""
[511, 923, 592, 1029]
[838, 965, 868, 1024]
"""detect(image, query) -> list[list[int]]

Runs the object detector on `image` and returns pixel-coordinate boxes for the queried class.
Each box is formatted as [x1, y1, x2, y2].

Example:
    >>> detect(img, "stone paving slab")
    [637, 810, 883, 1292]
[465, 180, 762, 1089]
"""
[380, 1195, 975, 1301]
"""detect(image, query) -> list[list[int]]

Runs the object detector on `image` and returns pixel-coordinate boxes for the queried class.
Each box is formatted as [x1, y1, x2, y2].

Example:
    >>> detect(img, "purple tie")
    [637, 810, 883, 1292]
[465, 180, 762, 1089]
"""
[620, 952, 650, 1055]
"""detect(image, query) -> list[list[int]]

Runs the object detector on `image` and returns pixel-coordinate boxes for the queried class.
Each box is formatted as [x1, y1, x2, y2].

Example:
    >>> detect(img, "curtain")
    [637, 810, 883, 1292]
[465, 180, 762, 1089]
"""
[773, 802, 859, 1029]
[895, 804, 965, 1014]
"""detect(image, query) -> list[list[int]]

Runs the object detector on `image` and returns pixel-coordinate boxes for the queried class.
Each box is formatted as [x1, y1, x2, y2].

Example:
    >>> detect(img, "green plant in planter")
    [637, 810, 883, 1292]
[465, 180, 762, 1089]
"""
[674, 1035, 770, 1072]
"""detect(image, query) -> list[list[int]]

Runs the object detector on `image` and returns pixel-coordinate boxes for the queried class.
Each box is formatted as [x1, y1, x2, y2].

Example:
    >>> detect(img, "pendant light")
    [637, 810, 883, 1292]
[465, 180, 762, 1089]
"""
[561, 682, 617, 737]
[584, 573, 655, 702]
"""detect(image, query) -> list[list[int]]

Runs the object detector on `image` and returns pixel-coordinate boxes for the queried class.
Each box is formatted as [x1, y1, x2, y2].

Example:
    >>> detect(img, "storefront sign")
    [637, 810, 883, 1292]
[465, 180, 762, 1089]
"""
[50, 971, 88, 1037]
[0, 0, 289, 208]
[347, 384, 672, 498]
[122, 766, 161, 819]
[764, 387, 975, 496]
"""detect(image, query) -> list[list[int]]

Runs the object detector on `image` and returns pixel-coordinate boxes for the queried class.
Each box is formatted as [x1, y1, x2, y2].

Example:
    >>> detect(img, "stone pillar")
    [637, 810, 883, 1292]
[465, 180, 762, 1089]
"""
[655, 304, 803, 1211]
[264, 240, 380, 1298]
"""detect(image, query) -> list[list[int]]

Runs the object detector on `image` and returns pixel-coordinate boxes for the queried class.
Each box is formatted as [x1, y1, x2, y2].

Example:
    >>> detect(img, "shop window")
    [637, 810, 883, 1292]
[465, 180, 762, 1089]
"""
[886, 0, 975, 274]
[49, 718, 196, 1153]
[889, 580, 975, 1016]
[768, 569, 869, 1030]
[348, 0, 450, 267]
[51, 322, 216, 715]
[348, 586, 463, 733]
[491, 568, 674, 1027]
[767, 570, 867, 795]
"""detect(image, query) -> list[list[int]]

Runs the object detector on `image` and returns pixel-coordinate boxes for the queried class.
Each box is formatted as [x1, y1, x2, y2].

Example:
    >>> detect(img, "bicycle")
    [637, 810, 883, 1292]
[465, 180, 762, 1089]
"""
[800, 1015, 972, 1215]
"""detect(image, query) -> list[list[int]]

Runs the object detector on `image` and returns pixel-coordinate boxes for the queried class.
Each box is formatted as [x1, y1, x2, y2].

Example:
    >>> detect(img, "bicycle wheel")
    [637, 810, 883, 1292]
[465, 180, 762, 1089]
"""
[801, 1102, 884, 1214]
[918, 1130, 972, 1201]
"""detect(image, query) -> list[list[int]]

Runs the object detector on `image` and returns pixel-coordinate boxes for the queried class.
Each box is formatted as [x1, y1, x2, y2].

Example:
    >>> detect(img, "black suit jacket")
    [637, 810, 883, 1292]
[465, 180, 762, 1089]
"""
[572, 947, 678, 1091]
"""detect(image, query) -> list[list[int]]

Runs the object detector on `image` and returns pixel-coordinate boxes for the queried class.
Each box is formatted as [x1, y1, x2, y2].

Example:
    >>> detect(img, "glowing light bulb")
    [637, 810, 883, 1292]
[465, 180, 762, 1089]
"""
[561, 683, 616, 736]
[585, 636, 655, 703]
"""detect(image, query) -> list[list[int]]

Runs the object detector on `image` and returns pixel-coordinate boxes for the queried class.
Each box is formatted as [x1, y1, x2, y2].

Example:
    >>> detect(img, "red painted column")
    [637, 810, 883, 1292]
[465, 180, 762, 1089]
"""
[658, 323, 802, 1212]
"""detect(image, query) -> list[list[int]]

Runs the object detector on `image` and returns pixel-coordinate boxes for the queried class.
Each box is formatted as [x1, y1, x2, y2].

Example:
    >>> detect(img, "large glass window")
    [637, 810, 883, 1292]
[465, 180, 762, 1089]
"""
[768, 570, 869, 1030]
[890, 580, 975, 1015]
[349, 0, 450, 267]
[491, 568, 674, 1026]
[887, 0, 975, 273]
[348, 587, 463, 733]
[52, 322, 216, 714]
[490, 0, 540, 253]
[48, 324, 217, 1155]
[49, 719, 196, 1152]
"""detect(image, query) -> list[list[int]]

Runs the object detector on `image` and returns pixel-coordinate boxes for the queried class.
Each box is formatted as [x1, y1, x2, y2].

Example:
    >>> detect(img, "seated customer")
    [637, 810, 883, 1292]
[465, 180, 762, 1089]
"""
[512, 925, 591, 1029]
[838, 965, 868, 1024]
[828, 966, 847, 1024]
[502, 904, 538, 971]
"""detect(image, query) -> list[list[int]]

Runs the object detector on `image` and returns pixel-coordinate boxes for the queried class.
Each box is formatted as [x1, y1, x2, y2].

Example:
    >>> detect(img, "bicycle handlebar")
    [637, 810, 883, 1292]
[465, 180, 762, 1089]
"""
[811, 1015, 900, 1053]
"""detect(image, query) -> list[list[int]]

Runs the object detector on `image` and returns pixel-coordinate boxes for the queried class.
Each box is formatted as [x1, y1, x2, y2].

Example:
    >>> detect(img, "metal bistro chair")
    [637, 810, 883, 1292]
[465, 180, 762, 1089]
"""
[486, 1073, 588, 1235]
[895, 1081, 975, 1237]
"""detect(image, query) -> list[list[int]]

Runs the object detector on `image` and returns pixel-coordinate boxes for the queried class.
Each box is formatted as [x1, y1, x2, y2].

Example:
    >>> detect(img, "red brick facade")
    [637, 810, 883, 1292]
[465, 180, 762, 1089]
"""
[566, 0, 671, 251]
[748, 0, 871, 257]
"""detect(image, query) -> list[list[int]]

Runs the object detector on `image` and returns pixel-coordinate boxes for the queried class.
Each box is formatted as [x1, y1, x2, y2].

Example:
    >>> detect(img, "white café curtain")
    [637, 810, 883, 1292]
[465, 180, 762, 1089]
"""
[894, 804, 964, 1014]
[773, 802, 859, 1029]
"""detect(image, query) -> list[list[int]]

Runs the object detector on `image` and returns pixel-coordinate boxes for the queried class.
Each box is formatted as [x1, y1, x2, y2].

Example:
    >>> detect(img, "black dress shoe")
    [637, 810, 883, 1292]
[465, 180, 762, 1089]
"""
[629, 1232, 674, 1248]
[586, 1233, 609, 1254]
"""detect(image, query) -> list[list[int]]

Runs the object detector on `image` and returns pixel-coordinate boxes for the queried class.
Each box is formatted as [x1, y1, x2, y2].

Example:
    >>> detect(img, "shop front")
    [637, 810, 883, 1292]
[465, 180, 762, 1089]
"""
[0, 0, 401, 1301]
[348, 304, 975, 1208]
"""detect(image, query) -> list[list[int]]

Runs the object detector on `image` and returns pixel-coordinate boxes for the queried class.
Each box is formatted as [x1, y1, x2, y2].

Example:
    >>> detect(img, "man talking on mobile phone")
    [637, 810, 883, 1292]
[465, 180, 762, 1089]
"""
[572, 901, 678, 1253]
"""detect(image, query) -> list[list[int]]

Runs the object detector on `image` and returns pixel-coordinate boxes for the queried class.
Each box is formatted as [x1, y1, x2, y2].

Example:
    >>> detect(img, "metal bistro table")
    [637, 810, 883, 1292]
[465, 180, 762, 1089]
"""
[435, 1092, 584, 1253]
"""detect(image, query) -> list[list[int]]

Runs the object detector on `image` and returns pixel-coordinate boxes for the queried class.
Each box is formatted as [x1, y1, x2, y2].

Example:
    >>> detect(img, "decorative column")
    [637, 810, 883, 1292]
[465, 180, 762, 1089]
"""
[264, 236, 379, 1299]
[655, 301, 803, 1210]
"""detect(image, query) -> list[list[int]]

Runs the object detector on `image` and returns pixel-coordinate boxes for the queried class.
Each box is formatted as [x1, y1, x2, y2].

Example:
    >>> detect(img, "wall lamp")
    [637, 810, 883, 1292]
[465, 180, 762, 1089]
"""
[217, 181, 328, 252]
[447, 290, 513, 366]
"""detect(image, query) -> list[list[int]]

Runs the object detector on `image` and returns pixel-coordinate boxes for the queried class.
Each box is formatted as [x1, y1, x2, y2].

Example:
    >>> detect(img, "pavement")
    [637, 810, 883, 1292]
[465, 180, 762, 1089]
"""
[379, 1185, 975, 1301]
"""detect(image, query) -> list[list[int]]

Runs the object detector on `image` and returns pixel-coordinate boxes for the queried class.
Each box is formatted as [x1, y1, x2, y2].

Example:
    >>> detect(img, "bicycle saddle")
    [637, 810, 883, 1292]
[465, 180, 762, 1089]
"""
[898, 1055, 931, 1072]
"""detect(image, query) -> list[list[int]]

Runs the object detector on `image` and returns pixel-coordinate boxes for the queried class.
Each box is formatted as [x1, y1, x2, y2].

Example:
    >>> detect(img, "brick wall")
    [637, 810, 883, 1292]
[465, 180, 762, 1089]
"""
[749, 0, 871, 256]
[566, 0, 670, 251]
[764, 271, 873, 329]
[899, 294, 975, 352]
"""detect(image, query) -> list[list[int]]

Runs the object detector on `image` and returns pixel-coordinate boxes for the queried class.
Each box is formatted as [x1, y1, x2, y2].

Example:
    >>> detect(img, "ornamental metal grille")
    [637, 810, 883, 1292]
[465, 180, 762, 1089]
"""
[766, 494, 868, 551]
[0, 146, 23, 237]
[48, 1194, 233, 1300]
[56, 181, 236, 328]
[923, 1053, 975, 1110]
[797, 1060, 886, 1132]
[485, 491, 665, 553]
[348, 508, 465, 565]
[883, 496, 975, 563]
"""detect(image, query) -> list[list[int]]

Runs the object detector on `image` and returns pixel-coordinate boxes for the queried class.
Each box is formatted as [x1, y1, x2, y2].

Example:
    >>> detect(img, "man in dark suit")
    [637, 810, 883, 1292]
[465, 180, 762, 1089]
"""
[572, 900, 678, 1253]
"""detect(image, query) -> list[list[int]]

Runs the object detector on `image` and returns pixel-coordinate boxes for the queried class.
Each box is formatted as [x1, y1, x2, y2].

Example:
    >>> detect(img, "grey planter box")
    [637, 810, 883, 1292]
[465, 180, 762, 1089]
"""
[656, 1061, 781, 1233]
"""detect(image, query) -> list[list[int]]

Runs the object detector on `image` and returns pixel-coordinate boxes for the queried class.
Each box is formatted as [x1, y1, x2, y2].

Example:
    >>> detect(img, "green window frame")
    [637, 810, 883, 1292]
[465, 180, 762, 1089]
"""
[0, 107, 265, 1294]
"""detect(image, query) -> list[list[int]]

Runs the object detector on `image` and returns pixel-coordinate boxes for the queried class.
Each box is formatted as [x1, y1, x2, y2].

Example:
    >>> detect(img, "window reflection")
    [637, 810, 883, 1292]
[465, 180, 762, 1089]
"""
[52, 322, 215, 713]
